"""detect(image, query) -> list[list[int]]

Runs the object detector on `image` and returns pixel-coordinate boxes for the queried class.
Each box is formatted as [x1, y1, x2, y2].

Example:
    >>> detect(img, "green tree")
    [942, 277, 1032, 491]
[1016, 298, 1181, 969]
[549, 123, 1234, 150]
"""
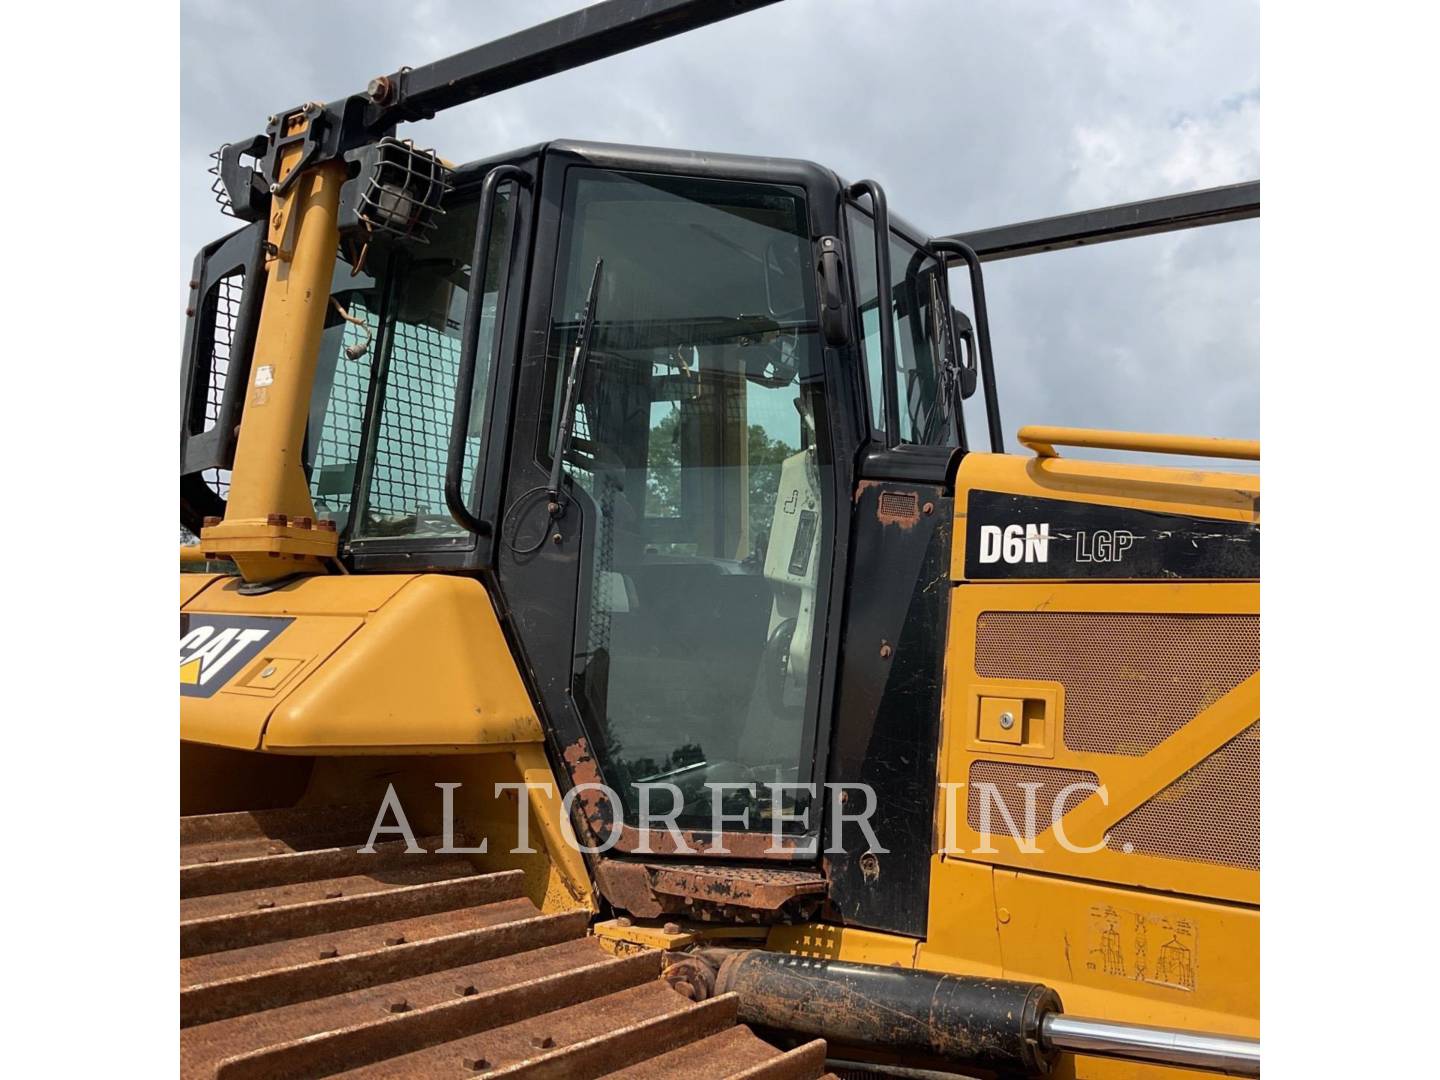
[644, 408, 796, 551]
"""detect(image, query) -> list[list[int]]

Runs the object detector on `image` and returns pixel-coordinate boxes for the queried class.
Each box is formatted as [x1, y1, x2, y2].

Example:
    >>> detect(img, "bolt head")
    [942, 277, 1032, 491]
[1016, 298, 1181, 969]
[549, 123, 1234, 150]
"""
[366, 75, 393, 105]
[385, 999, 409, 1014]
[318, 947, 339, 959]
[663, 921, 682, 935]
[463, 1056, 490, 1072]
[384, 934, 406, 946]
[530, 1035, 555, 1050]
[455, 983, 478, 997]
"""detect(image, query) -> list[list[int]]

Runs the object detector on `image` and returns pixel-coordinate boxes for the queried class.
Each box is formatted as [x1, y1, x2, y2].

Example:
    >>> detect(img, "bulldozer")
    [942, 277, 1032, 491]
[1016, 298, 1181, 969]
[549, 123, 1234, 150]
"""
[179, 2, 1261, 1076]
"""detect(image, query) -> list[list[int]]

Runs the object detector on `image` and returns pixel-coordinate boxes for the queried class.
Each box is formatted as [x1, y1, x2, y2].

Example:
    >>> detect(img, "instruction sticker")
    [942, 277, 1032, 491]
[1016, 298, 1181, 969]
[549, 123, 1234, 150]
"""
[1087, 905, 1198, 992]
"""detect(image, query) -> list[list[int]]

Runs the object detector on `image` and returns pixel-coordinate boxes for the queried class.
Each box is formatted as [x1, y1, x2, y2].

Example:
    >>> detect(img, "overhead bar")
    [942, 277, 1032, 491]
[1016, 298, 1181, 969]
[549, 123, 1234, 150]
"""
[372, 0, 785, 122]
[943, 180, 1259, 263]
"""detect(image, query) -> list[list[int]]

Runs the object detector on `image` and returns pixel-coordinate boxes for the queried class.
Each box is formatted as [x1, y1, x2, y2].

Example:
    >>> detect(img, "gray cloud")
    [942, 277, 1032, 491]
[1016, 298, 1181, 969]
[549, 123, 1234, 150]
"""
[181, 0, 1258, 461]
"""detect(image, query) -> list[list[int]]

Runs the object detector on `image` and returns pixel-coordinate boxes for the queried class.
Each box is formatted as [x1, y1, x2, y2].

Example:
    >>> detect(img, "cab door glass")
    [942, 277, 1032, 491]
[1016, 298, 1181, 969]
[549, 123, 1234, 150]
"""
[848, 207, 954, 446]
[545, 170, 831, 832]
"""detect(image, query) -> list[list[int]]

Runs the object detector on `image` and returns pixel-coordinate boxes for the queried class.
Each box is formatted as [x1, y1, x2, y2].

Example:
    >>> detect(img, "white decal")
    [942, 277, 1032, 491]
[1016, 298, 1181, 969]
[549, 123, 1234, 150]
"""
[979, 523, 1051, 564]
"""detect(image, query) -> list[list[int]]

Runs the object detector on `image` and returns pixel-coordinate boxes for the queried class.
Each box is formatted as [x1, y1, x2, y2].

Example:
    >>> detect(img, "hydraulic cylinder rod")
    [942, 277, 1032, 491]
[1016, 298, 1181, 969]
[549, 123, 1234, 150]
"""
[1042, 1014, 1260, 1077]
[712, 950, 1260, 1076]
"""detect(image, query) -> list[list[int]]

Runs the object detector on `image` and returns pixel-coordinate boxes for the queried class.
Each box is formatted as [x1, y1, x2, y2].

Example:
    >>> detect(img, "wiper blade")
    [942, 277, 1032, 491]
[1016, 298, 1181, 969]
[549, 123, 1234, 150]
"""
[549, 257, 605, 503]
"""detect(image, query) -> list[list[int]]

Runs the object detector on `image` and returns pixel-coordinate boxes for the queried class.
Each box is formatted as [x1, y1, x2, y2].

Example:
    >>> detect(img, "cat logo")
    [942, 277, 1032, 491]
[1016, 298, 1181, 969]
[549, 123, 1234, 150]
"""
[180, 614, 293, 698]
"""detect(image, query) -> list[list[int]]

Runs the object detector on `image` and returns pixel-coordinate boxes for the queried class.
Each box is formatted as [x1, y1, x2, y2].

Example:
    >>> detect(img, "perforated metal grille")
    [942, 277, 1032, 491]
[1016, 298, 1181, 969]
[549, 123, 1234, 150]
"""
[307, 303, 378, 521]
[200, 272, 244, 436]
[363, 315, 472, 524]
[191, 270, 246, 503]
[967, 761, 1100, 840]
[1108, 721, 1260, 869]
[975, 612, 1258, 755]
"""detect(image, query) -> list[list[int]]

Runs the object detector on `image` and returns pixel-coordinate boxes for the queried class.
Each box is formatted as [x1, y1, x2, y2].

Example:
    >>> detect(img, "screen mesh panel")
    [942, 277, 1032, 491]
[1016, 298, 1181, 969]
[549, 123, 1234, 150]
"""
[975, 611, 1258, 755]
[967, 761, 1100, 840]
[1107, 721, 1260, 870]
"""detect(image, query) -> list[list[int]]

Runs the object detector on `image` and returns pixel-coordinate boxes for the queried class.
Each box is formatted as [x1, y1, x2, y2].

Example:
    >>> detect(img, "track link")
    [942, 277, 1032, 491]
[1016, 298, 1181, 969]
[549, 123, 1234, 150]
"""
[181, 806, 831, 1079]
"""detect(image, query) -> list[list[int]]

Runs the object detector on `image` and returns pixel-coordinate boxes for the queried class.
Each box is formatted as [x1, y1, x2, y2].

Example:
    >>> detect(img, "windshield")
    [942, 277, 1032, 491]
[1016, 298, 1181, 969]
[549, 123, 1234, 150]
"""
[847, 207, 956, 447]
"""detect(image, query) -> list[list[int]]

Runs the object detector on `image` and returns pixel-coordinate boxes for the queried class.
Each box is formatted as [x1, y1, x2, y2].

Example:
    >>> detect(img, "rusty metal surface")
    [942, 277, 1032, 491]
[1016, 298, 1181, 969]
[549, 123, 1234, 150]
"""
[563, 739, 810, 860]
[180, 805, 829, 1078]
[596, 860, 827, 921]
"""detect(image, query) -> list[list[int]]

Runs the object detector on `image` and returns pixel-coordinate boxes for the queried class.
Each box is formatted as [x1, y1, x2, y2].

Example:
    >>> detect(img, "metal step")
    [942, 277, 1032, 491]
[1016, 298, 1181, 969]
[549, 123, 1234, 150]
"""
[180, 805, 832, 1079]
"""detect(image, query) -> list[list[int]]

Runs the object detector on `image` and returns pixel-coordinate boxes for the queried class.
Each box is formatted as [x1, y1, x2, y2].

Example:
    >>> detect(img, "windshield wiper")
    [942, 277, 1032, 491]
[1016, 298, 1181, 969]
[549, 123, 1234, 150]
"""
[549, 257, 605, 506]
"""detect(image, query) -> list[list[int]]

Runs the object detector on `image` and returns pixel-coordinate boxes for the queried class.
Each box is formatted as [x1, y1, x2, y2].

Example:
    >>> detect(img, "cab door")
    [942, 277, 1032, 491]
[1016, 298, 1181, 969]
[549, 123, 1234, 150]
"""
[493, 144, 853, 865]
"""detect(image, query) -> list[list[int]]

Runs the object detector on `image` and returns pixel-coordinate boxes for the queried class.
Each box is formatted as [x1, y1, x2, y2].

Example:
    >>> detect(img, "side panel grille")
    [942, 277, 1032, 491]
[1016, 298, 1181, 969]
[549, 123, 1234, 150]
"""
[975, 611, 1258, 755]
[967, 761, 1100, 839]
[1108, 722, 1260, 869]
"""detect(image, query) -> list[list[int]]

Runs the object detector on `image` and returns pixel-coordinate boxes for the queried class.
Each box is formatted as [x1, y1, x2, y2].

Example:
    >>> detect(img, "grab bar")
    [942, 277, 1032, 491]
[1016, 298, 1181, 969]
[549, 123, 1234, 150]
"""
[1017, 425, 1259, 461]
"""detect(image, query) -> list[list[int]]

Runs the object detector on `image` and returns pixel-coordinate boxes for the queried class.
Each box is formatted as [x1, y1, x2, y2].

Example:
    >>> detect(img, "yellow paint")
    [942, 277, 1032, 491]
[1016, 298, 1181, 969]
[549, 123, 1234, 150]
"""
[199, 119, 347, 582]
[180, 572, 224, 608]
[927, 444, 1258, 1076]
[263, 576, 543, 752]
[1017, 425, 1260, 462]
[510, 743, 595, 914]
[181, 574, 541, 753]
[781, 446, 1260, 1076]
[179, 570, 594, 915]
[766, 923, 918, 967]
[990, 870, 1258, 1025]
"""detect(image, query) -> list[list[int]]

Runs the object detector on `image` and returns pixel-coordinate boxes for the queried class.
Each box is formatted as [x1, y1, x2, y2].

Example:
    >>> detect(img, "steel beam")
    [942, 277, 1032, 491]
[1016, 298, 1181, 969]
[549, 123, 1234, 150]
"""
[943, 180, 1259, 263]
[375, 0, 784, 121]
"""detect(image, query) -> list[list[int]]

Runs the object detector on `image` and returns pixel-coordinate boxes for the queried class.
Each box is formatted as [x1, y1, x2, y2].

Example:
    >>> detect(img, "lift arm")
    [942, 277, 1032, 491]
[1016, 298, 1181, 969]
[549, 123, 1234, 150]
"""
[214, 0, 784, 213]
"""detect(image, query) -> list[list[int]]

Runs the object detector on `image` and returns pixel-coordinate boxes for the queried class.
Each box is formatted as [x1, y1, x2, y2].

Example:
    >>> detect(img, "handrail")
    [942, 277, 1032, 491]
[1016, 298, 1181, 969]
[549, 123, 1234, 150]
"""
[1017, 425, 1259, 461]
[445, 164, 529, 535]
[928, 237, 1003, 452]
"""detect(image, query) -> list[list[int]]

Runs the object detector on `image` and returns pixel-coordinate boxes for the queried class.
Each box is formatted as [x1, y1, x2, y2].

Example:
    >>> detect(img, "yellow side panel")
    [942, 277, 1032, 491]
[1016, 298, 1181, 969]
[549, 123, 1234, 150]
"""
[915, 856, 1005, 978]
[180, 574, 395, 750]
[938, 580, 1259, 907]
[263, 575, 543, 752]
[992, 870, 1258, 1039]
[180, 574, 542, 754]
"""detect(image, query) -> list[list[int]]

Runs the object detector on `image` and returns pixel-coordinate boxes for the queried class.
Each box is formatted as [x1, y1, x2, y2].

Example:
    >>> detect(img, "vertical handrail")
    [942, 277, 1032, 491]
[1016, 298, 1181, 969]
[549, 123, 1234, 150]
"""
[929, 237, 1003, 452]
[846, 180, 901, 448]
[445, 164, 529, 535]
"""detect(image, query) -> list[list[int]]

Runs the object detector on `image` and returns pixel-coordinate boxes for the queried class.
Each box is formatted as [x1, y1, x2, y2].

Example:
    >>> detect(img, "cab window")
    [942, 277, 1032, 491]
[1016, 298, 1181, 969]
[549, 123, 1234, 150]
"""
[847, 207, 955, 446]
[544, 170, 831, 832]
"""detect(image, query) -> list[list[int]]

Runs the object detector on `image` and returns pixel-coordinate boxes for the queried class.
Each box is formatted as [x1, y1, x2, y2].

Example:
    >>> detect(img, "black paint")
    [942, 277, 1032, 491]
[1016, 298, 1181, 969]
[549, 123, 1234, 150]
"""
[963, 490, 1259, 580]
[824, 482, 950, 938]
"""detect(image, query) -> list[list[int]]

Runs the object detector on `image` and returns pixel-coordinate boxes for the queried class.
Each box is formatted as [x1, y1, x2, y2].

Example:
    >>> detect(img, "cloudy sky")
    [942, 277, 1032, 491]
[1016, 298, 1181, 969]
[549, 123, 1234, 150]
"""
[181, 0, 1258, 458]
